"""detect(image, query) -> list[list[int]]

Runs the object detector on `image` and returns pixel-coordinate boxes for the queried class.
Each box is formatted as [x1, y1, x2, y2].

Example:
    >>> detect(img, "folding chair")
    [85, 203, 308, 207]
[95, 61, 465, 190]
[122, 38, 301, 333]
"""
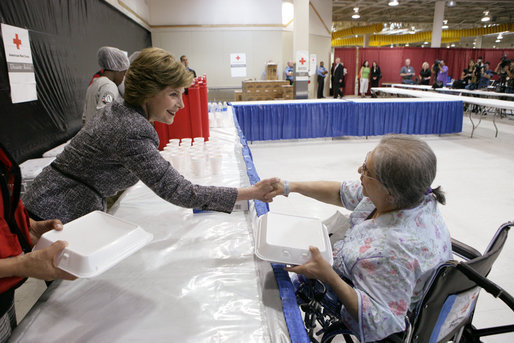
[295, 221, 514, 343]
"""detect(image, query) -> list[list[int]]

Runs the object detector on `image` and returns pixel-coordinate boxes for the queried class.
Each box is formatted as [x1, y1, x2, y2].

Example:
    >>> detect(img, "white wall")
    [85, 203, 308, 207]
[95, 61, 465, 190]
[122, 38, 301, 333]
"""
[309, 0, 332, 38]
[108, 0, 333, 96]
[149, 0, 284, 88]
[149, 0, 282, 25]
[152, 29, 284, 87]
[308, 0, 332, 98]
[309, 35, 332, 98]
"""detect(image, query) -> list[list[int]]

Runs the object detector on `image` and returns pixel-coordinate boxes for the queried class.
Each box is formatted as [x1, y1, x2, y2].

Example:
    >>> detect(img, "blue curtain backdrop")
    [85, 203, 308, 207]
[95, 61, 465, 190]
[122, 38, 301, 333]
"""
[232, 100, 463, 141]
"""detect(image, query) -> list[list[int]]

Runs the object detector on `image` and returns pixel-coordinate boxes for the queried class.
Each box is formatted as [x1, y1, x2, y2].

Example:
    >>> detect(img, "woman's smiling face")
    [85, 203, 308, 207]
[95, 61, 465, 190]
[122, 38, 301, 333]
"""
[144, 86, 185, 124]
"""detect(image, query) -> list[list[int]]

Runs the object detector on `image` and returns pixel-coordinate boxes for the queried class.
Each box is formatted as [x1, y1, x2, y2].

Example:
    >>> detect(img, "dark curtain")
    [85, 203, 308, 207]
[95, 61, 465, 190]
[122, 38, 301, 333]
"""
[0, 0, 151, 162]
[336, 47, 514, 92]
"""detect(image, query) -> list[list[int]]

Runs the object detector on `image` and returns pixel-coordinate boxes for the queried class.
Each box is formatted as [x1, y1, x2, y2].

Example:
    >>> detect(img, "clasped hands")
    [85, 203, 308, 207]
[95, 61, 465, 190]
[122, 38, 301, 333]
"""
[246, 178, 288, 202]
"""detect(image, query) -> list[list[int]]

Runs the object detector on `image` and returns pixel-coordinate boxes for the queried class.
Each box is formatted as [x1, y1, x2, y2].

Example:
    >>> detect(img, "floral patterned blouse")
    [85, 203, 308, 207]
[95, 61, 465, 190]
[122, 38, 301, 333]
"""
[332, 180, 452, 342]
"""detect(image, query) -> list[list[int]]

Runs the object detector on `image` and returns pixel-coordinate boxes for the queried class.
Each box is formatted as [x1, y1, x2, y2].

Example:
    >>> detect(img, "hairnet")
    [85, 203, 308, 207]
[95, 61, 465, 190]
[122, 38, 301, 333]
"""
[97, 46, 130, 71]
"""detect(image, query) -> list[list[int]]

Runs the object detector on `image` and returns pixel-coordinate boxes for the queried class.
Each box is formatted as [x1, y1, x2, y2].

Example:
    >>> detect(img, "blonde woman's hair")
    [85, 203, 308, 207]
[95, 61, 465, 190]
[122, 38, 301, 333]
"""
[124, 47, 193, 106]
[422, 62, 429, 70]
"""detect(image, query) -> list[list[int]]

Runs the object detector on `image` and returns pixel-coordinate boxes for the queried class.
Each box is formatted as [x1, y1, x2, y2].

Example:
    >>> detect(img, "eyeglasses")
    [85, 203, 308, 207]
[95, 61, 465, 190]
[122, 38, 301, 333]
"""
[360, 152, 380, 182]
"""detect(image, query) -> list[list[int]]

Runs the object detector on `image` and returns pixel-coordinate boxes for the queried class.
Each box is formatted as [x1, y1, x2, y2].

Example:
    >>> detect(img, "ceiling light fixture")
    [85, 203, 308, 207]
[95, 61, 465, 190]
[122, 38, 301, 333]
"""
[352, 7, 360, 19]
[495, 39, 501, 43]
[388, 0, 399, 7]
[448, 1, 456, 7]
[481, 11, 490, 22]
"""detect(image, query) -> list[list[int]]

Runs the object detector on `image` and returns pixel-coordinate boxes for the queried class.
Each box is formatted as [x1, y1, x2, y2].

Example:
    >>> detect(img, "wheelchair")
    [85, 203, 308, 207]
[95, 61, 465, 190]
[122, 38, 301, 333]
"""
[294, 221, 514, 343]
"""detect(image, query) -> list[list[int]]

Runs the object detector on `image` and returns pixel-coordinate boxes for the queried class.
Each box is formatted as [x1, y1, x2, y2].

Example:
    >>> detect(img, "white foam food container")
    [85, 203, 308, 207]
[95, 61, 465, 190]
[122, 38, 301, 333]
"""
[255, 212, 333, 266]
[33, 211, 153, 278]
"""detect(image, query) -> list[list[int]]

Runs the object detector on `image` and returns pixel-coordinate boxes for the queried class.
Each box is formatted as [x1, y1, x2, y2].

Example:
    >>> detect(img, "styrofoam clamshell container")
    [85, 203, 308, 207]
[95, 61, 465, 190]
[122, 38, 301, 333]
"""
[33, 211, 153, 278]
[255, 212, 333, 266]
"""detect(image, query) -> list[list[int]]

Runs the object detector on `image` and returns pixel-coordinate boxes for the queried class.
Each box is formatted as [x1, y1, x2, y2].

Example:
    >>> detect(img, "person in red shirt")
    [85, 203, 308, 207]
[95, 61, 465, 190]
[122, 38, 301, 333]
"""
[0, 143, 75, 342]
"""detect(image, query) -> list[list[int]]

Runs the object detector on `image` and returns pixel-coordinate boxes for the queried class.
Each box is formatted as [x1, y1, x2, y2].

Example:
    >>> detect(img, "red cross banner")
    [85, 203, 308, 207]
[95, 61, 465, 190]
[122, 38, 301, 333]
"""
[1, 23, 37, 103]
[295, 50, 309, 73]
[230, 53, 246, 78]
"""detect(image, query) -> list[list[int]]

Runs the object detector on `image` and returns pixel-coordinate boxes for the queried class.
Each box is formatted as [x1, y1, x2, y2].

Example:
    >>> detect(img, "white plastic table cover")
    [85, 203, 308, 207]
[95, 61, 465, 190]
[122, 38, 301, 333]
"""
[42, 140, 71, 157]
[371, 87, 514, 110]
[389, 83, 434, 91]
[19, 157, 55, 180]
[435, 87, 514, 99]
[10, 110, 290, 343]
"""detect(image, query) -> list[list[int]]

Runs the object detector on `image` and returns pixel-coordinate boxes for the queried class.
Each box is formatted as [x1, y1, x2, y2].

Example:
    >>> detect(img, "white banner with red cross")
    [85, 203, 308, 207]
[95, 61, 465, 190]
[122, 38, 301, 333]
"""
[295, 50, 309, 73]
[230, 53, 247, 78]
[1, 23, 37, 103]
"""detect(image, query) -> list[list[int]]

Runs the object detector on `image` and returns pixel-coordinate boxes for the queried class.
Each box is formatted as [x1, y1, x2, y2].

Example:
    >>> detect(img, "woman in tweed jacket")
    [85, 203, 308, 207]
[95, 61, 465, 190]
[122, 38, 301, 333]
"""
[23, 48, 276, 224]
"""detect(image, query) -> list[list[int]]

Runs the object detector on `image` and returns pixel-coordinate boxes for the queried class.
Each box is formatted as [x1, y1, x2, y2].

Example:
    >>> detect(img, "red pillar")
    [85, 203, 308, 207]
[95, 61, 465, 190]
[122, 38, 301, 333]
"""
[188, 83, 203, 139]
[198, 80, 210, 141]
[154, 122, 169, 150]
[168, 93, 193, 139]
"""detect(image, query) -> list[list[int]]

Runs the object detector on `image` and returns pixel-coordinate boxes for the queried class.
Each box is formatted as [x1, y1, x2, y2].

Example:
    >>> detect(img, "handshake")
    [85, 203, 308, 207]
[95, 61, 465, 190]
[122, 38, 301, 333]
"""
[241, 177, 287, 202]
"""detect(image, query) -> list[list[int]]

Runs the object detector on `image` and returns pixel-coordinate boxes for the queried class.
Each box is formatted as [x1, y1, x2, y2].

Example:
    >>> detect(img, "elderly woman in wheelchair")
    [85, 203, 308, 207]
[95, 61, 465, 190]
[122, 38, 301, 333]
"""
[270, 135, 452, 342]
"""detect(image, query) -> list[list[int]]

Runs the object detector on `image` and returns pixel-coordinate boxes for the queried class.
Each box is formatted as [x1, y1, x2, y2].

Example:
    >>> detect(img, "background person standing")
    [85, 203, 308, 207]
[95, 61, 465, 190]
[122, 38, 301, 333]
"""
[284, 61, 294, 85]
[370, 61, 381, 88]
[400, 58, 415, 84]
[419, 62, 432, 85]
[359, 60, 370, 97]
[436, 60, 449, 87]
[332, 58, 345, 98]
[180, 55, 196, 77]
[317, 61, 328, 98]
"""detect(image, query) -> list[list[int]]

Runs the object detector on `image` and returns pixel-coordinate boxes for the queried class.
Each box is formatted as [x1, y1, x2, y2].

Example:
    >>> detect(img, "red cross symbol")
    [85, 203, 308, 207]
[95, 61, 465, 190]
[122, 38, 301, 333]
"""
[299, 57, 306, 65]
[13, 33, 22, 49]
[236, 55, 240, 61]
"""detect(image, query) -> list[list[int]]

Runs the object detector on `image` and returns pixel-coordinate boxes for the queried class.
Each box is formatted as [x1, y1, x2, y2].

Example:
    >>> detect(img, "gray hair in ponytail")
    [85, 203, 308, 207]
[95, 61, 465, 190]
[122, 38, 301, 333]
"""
[373, 134, 446, 208]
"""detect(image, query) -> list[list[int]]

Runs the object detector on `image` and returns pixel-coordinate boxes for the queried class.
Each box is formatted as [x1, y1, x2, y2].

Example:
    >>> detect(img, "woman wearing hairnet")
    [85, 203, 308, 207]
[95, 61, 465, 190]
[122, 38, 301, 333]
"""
[82, 46, 129, 124]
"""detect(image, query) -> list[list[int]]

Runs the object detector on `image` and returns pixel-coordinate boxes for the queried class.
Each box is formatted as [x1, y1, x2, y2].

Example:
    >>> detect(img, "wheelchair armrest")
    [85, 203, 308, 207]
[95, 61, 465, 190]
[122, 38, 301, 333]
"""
[452, 238, 482, 260]
[456, 263, 514, 312]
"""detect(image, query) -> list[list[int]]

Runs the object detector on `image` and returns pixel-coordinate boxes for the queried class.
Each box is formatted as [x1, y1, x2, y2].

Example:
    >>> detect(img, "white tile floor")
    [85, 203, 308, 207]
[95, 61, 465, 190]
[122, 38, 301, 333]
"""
[14, 109, 514, 342]
[248, 113, 514, 342]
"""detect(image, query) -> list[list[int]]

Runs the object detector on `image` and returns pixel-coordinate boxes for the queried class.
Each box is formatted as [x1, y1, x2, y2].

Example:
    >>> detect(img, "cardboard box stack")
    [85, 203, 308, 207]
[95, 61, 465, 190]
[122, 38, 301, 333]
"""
[234, 90, 243, 101]
[266, 64, 278, 80]
[282, 85, 294, 100]
[242, 80, 290, 101]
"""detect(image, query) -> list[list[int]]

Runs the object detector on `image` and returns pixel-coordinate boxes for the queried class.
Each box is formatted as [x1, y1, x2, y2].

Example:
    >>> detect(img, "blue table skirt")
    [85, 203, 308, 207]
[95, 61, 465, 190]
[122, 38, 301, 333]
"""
[232, 100, 463, 141]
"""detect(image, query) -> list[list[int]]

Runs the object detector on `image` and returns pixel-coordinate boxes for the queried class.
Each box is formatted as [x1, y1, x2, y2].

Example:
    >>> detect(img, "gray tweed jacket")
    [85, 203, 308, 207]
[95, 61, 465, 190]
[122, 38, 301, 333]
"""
[22, 100, 237, 223]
